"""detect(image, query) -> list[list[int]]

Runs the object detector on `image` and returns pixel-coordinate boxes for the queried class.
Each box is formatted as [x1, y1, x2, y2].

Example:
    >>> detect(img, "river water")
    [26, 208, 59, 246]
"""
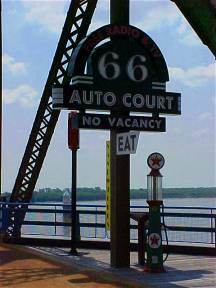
[21, 197, 215, 244]
[79, 197, 216, 208]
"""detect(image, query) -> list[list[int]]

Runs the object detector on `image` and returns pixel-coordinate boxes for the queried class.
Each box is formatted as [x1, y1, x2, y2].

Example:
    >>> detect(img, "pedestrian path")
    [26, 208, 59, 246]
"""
[0, 243, 144, 288]
[1, 243, 216, 287]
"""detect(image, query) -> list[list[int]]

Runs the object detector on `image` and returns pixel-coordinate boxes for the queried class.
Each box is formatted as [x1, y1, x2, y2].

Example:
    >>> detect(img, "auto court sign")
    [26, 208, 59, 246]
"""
[52, 24, 181, 130]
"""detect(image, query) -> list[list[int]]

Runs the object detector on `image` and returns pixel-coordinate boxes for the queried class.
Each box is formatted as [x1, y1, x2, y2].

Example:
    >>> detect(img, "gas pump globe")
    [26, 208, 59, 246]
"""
[144, 152, 165, 273]
[147, 170, 163, 201]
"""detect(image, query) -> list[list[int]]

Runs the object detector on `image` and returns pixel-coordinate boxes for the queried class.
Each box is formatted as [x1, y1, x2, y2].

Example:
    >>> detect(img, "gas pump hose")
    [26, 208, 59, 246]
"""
[162, 204, 169, 263]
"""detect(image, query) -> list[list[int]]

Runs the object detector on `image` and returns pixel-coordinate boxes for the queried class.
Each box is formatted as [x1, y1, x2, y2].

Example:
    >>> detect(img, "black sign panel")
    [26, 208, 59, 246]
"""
[52, 24, 181, 123]
[69, 24, 169, 83]
[69, 113, 166, 132]
[89, 40, 154, 93]
[52, 85, 181, 115]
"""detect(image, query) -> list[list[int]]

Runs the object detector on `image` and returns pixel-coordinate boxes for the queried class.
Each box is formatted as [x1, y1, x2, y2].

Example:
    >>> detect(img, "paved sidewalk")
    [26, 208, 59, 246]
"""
[1, 243, 216, 287]
[0, 243, 146, 288]
[30, 246, 216, 288]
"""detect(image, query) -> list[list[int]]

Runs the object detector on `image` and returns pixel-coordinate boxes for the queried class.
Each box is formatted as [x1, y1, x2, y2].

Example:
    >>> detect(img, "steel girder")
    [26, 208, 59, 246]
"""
[6, 0, 98, 237]
[171, 0, 216, 57]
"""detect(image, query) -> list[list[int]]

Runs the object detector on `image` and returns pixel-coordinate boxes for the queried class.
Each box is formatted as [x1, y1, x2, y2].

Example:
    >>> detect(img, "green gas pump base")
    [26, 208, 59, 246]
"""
[144, 200, 165, 273]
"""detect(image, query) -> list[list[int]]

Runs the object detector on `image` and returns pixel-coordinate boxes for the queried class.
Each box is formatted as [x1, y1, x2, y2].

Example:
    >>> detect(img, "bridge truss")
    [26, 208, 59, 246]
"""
[6, 0, 98, 237]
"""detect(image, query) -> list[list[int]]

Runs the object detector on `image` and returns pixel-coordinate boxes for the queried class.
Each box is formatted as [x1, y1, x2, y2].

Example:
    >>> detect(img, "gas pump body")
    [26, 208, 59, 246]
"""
[144, 152, 165, 273]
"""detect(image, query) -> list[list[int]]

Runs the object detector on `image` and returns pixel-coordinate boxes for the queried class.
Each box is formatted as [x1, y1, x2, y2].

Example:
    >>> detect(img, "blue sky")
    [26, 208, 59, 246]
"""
[2, 0, 215, 192]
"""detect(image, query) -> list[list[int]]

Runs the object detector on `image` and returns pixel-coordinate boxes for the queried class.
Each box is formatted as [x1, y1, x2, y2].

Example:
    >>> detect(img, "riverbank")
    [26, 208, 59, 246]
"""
[2, 187, 214, 202]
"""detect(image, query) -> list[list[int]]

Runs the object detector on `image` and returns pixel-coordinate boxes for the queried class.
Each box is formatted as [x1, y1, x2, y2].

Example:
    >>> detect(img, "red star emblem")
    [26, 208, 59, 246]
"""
[150, 234, 160, 246]
[150, 155, 162, 167]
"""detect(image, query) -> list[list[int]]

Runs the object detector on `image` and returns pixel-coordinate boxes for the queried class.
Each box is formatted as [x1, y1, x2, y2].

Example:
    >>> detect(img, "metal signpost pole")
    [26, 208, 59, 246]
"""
[68, 112, 79, 255]
[71, 148, 78, 255]
[110, 0, 130, 268]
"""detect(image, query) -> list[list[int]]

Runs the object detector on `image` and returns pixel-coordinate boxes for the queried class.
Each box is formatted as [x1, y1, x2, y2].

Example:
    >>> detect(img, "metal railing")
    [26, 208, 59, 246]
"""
[0, 202, 215, 247]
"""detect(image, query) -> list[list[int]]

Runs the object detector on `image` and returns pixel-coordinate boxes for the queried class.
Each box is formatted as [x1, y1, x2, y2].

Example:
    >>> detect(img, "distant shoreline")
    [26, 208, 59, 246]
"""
[3, 187, 215, 202]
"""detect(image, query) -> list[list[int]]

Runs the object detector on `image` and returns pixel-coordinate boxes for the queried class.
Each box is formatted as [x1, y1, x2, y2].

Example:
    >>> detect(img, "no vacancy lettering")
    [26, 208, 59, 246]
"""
[76, 113, 166, 131]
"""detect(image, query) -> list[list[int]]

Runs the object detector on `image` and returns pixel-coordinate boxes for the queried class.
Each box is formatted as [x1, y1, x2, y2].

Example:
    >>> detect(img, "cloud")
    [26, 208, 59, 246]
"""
[169, 63, 215, 87]
[133, 2, 202, 47]
[3, 54, 27, 75]
[96, 0, 109, 11]
[199, 112, 214, 121]
[134, 3, 179, 32]
[3, 85, 38, 107]
[177, 18, 201, 46]
[21, 0, 68, 34]
[192, 128, 212, 138]
[19, 0, 202, 48]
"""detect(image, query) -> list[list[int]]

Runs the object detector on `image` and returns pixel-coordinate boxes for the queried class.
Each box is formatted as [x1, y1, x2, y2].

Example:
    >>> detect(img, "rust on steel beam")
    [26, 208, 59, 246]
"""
[171, 0, 216, 56]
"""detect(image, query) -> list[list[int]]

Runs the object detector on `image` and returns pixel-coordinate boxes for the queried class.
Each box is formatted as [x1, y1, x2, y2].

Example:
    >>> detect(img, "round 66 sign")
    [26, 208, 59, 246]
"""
[89, 38, 154, 93]
[147, 152, 165, 170]
[52, 24, 181, 131]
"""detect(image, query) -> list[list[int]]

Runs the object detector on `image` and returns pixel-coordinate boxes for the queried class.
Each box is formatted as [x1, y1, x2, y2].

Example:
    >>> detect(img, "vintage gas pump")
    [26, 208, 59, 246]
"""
[144, 152, 165, 273]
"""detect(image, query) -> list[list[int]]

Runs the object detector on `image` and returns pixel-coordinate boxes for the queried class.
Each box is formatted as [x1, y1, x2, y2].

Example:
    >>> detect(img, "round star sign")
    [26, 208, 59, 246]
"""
[147, 152, 165, 170]
[148, 233, 161, 249]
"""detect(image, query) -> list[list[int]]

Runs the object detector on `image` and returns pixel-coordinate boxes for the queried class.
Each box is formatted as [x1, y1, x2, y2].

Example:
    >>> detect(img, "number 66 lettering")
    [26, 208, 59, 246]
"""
[98, 52, 148, 82]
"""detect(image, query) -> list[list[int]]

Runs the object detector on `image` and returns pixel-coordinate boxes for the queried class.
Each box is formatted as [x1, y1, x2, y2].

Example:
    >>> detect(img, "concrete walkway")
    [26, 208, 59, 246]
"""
[0, 243, 146, 288]
[1, 243, 216, 287]
[30, 246, 216, 288]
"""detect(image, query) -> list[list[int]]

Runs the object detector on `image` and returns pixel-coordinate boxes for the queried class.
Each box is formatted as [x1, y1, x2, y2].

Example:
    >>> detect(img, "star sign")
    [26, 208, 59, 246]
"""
[147, 152, 165, 170]
[150, 234, 160, 245]
[148, 233, 161, 248]
[150, 155, 162, 167]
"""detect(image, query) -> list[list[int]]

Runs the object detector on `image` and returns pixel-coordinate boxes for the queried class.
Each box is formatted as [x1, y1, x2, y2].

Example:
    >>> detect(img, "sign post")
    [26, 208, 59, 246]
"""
[68, 112, 80, 255]
[105, 141, 111, 231]
[110, 0, 130, 268]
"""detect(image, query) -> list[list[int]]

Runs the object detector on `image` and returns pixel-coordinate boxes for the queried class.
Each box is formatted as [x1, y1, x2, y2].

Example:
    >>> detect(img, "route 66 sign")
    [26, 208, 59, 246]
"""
[52, 24, 181, 130]
[69, 24, 169, 86]
[88, 38, 154, 94]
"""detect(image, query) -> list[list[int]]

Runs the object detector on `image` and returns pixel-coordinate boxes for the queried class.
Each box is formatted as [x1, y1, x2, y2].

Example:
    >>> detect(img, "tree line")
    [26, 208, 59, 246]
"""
[28, 187, 216, 202]
[2, 187, 215, 202]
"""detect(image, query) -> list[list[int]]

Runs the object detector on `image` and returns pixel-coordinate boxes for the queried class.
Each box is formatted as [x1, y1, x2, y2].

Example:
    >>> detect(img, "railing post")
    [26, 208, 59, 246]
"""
[210, 208, 213, 244]
[1, 202, 8, 236]
[54, 205, 57, 236]
[13, 205, 20, 237]
[214, 215, 216, 249]
[95, 206, 97, 238]
[137, 219, 146, 265]
[76, 210, 81, 241]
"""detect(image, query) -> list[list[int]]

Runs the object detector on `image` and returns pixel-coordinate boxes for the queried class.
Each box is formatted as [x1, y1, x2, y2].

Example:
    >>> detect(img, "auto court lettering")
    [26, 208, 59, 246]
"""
[68, 88, 176, 112]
